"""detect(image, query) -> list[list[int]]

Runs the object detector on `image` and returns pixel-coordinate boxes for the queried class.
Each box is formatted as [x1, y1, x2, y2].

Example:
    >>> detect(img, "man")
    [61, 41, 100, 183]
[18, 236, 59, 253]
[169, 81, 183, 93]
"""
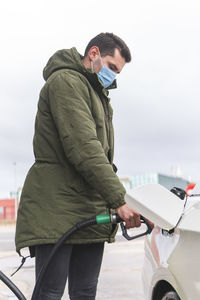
[15, 32, 141, 300]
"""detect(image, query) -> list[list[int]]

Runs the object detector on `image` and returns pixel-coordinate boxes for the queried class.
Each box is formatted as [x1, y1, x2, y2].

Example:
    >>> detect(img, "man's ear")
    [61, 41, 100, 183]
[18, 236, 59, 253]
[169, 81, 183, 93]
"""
[88, 46, 100, 62]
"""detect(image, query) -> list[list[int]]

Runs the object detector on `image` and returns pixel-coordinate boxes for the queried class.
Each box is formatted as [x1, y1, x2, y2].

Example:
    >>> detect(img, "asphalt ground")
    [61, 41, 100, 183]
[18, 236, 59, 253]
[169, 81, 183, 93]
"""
[0, 224, 146, 300]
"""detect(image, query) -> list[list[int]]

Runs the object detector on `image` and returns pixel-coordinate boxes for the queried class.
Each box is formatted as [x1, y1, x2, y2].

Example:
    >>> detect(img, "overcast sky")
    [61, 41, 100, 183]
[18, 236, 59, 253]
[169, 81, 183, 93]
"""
[1, 0, 200, 197]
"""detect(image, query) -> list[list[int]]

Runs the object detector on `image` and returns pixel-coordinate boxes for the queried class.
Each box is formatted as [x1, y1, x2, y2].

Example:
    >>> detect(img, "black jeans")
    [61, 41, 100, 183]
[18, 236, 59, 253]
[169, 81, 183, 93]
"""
[35, 243, 104, 300]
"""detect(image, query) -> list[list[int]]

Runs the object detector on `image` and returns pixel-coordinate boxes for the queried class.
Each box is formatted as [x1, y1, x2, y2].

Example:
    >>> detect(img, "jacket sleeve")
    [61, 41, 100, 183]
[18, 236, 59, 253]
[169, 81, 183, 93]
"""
[48, 72, 126, 209]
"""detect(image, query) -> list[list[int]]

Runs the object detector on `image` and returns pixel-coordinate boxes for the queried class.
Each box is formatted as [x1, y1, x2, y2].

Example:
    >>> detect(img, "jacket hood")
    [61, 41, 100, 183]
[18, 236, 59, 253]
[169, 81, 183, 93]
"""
[43, 47, 117, 90]
[43, 47, 86, 81]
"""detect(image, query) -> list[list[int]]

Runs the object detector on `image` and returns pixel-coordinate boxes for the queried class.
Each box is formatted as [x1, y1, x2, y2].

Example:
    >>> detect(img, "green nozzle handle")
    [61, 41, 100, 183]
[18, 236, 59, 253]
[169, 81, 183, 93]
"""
[96, 214, 111, 224]
[96, 213, 122, 225]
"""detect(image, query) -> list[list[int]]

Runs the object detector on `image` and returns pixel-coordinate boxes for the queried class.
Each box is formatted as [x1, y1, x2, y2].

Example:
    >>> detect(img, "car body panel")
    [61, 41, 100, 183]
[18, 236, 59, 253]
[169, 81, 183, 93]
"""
[126, 183, 200, 300]
[142, 235, 184, 300]
[143, 229, 200, 299]
[179, 202, 200, 232]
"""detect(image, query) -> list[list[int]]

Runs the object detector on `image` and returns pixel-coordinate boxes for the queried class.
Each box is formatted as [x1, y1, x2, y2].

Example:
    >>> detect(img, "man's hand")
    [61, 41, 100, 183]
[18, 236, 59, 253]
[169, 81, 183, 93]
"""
[116, 203, 141, 229]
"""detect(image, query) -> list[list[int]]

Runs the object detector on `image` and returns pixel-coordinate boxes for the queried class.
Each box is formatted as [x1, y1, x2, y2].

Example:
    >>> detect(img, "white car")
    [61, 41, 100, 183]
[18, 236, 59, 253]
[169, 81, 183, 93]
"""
[126, 183, 200, 300]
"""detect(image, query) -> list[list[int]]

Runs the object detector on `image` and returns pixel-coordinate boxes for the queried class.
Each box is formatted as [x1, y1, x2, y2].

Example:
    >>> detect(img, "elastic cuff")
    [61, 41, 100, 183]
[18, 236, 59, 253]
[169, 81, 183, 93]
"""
[108, 196, 126, 209]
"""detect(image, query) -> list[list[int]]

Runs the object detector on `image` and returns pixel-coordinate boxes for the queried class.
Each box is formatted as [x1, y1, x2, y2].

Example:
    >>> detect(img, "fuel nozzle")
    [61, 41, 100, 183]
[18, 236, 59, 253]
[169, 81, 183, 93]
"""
[96, 213, 152, 241]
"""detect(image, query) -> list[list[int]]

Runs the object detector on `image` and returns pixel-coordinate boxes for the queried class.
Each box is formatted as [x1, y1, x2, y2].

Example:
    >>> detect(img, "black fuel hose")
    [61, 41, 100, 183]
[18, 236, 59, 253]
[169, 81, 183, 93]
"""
[0, 270, 26, 300]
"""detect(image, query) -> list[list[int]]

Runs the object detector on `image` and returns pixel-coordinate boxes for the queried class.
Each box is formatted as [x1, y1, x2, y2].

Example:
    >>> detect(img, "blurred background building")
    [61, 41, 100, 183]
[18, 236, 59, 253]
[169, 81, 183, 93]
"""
[120, 172, 189, 191]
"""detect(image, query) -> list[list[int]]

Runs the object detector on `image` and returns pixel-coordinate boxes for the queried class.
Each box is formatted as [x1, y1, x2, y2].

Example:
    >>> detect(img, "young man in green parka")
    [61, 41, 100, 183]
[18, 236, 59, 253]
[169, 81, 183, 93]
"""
[15, 32, 141, 300]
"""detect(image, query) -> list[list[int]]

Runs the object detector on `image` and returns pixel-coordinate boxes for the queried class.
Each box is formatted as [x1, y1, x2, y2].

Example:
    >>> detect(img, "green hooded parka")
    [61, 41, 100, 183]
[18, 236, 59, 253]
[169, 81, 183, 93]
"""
[15, 47, 126, 253]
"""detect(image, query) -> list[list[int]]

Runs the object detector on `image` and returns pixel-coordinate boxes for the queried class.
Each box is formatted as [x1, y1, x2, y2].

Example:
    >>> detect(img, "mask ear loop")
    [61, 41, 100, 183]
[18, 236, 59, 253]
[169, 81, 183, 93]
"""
[91, 49, 103, 73]
[98, 51, 103, 70]
[90, 60, 94, 72]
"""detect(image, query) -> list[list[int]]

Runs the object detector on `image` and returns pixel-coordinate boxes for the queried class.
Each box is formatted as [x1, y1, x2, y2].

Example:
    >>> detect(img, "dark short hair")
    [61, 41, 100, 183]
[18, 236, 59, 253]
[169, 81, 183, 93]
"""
[84, 32, 131, 63]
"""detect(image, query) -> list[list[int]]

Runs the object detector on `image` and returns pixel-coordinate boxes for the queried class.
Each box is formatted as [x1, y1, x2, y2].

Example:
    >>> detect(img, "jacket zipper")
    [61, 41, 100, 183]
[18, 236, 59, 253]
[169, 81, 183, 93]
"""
[100, 96, 112, 162]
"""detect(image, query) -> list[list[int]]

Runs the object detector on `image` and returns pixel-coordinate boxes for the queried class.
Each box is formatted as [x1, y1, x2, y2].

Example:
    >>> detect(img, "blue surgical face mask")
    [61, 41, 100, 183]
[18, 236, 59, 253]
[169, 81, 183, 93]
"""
[97, 64, 117, 88]
[91, 53, 117, 88]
